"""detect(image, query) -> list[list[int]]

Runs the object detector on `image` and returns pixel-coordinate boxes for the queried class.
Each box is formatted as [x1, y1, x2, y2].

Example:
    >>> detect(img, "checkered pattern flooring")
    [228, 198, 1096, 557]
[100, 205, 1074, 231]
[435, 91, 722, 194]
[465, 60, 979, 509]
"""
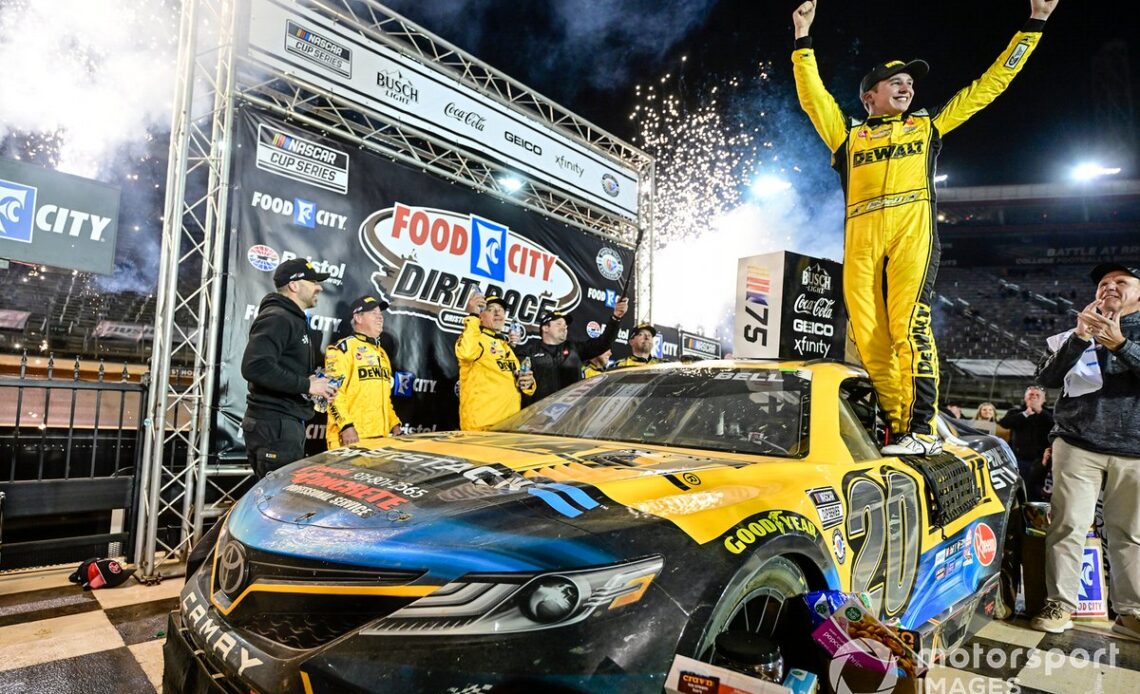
[2, 566, 1139, 693]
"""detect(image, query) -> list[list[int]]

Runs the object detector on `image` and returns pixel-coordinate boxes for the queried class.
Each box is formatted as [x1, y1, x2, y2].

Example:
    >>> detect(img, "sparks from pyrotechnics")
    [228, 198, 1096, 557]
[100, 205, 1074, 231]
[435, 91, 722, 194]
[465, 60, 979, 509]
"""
[629, 58, 779, 248]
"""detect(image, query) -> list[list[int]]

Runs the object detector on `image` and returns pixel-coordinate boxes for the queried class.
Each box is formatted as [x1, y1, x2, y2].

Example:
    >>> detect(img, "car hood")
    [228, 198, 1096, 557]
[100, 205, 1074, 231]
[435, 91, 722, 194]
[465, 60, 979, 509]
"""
[228, 431, 773, 574]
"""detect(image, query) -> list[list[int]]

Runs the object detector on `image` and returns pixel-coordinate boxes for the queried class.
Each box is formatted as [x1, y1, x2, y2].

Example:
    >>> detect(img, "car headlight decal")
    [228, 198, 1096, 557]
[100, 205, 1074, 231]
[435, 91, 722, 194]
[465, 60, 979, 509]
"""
[361, 555, 663, 636]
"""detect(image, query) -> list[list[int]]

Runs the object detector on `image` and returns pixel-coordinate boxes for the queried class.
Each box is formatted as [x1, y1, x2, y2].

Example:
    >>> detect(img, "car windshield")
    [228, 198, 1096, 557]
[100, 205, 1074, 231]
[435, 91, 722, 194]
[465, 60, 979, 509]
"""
[492, 366, 810, 457]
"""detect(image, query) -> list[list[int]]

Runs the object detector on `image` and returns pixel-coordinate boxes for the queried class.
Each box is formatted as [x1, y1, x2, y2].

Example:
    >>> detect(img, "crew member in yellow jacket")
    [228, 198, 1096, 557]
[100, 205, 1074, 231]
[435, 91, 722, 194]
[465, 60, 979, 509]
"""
[791, 0, 1058, 455]
[325, 295, 401, 448]
[455, 292, 536, 431]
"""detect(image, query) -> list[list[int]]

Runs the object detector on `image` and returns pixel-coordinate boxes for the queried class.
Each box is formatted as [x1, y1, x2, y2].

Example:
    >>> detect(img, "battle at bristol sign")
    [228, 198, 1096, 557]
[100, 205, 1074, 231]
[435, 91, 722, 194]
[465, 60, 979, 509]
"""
[733, 251, 846, 360]
[360, 203, 582, 333]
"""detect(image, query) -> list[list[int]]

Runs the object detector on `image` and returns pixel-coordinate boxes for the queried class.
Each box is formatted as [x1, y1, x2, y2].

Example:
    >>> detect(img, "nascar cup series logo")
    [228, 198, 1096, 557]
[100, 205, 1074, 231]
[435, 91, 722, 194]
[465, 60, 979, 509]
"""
[359, 203, 581, 333]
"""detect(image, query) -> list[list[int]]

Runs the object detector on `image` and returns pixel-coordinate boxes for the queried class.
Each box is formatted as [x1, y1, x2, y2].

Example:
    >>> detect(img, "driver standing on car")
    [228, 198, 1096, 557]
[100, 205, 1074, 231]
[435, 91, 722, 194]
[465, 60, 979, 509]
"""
[455, 292, 536, 431]
[324, 295, 402, 448]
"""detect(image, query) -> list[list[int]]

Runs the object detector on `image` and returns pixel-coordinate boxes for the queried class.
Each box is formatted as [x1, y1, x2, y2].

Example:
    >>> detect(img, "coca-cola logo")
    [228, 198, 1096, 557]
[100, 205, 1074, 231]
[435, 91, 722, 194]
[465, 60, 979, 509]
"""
[793, 294, 836, 319]
[443, 102, 487, 132]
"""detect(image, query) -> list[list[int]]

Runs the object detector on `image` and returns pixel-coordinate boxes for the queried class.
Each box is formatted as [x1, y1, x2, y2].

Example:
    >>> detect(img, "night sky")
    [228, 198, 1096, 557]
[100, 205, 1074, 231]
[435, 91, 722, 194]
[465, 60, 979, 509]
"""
[382, 0, 1139, 188]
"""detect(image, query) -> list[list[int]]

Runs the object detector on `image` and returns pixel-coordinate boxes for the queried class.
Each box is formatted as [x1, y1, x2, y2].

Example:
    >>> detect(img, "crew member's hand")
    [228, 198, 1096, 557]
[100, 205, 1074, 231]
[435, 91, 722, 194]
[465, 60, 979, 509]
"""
[340, 426, 359, 445]
[465, 291, 487, 314]
[517, 371, 535, 391]
[1042, 447, 1052, 466]
[793, 1, 816, 38]
[613, 297, 629, 319]
[390, 424, 403, 436]
[1074, 300, 1098, 341]
[1081, 301, 1126, 350]
[309, 375, 337, 400]
[1030, 0, 1059, 21]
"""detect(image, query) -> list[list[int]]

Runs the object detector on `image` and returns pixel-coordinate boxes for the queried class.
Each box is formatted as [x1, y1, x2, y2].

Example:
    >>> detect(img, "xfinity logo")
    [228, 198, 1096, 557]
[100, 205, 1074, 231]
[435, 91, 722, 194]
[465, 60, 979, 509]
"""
[250, 191, 347, 231]
[555, 155, 584, 178]
[0, 179, 112, 243]
[377, 68, 419, 104]
[504, 131, 542, 156]
[443, 102, 486, 132]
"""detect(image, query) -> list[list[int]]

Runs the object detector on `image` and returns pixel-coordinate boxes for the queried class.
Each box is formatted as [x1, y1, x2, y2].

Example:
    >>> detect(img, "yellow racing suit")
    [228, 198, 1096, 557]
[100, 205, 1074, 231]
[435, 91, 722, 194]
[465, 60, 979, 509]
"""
[324, 333, 400, 448]
[792, 23, 1043, 436]
[455, 316, 535, 431]
[613, 355, 660, 369]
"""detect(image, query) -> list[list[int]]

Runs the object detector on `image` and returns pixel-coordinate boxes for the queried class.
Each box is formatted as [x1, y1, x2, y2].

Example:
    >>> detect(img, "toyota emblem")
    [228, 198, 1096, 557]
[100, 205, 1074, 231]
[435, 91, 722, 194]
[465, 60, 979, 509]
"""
[217, 540, 248, 597]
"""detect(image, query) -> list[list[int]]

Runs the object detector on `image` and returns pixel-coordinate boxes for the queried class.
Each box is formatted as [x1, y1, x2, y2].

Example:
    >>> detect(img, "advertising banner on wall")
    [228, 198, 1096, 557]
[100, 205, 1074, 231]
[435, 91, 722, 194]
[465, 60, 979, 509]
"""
[0, 158, 121, 275]
[243, 0, 640, 219]
[733, 251, 846, 361]
[941, 228, 1140, 268]
[215, 107, 637, 457]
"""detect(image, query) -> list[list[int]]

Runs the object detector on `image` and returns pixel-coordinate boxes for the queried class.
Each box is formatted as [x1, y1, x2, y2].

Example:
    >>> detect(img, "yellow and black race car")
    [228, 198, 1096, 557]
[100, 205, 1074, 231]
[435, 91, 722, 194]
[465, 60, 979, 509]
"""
[163, 360, 1021, 693]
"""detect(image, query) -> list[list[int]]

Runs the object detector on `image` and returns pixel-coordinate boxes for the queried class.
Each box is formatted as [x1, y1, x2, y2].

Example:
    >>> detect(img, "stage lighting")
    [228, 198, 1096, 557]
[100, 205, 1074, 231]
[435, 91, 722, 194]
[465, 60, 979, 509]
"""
[750, 176, 791, 198]
[1072, 163, 1121, 182]
[934, 174, 948, 184]
[499, 176, 524, 193]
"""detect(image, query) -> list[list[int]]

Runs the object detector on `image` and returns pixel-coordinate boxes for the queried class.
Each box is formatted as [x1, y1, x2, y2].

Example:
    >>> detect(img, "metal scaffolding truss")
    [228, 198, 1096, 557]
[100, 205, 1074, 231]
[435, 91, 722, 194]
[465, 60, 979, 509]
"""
[136, 0, 655, 579]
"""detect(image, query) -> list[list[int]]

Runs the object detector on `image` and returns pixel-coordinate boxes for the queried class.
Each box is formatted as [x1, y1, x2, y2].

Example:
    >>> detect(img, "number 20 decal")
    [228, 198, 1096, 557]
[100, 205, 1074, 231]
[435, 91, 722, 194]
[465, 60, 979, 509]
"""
[844, 469, 920, 619]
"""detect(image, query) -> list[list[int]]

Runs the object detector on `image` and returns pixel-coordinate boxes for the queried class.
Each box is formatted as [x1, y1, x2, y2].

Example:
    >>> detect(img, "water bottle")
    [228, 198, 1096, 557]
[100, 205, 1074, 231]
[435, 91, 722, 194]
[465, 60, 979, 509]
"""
[311, 368, 344, 414]
[519, 356, 532, 375]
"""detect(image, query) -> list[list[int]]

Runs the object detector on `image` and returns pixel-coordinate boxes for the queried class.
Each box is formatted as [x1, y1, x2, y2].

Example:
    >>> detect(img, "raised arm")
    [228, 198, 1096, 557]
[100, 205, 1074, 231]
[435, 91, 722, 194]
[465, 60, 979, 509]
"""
[790, 1, 848, 153]
[932, 0, 1058, 135]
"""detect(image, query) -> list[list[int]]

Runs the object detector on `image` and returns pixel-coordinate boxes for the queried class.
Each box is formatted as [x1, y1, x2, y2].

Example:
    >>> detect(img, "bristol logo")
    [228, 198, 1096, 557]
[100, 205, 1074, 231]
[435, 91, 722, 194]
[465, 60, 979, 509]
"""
[470, 215, 507, 281]
[0, 180, 37, 243]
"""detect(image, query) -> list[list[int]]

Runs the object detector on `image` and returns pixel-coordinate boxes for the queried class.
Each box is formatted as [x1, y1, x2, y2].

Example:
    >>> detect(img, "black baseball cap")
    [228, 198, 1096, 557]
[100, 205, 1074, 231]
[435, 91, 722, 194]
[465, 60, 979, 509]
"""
[631, 322, 657, 337]
[274, 258, 330, 287]
[538, 310, 572, 327]
[483, 294, 507, 309]
[860, 59, 929, 95]
[1090, 263, 1140, 283]
[350, 295, 389, 315]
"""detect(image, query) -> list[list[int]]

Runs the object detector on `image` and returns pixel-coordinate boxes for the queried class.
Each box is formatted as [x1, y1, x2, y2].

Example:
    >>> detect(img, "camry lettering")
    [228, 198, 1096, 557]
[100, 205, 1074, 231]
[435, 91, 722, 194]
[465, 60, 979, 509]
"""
[181, 592, 263, 675]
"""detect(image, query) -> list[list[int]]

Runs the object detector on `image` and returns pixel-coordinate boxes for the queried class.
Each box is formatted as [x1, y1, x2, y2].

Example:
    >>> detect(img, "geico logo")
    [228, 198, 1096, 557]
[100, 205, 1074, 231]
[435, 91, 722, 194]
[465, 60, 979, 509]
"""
[723, 511, 818, 554]
[356, 366, 392, 380]
[32, 205, 114, 242]
[389, 204, 556, 281]
[793, 319, 833, 336]
[280, 251, 345, 280]
[504, 131, 543, 155]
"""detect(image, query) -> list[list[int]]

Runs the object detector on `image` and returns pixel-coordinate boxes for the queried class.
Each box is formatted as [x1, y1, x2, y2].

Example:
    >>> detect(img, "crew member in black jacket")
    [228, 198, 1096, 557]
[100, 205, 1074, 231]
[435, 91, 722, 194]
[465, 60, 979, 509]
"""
[241, 258, 338, 478]
[519, 297, 628, 404]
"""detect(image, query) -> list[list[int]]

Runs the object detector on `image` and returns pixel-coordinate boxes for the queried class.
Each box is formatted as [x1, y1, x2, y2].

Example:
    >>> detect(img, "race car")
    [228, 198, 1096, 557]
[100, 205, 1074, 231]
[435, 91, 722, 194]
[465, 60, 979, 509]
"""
[163, 360, 1022, 693]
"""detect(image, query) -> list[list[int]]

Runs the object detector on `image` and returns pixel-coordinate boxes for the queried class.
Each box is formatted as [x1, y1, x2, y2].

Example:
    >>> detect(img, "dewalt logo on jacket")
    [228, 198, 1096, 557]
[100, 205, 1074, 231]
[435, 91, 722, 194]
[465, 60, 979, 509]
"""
[852, 141, 924, 167]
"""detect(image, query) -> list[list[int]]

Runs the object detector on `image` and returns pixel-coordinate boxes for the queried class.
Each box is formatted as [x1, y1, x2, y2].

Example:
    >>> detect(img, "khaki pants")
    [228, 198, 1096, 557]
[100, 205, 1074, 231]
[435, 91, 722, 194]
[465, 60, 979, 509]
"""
[1045, 438, 1140, 616]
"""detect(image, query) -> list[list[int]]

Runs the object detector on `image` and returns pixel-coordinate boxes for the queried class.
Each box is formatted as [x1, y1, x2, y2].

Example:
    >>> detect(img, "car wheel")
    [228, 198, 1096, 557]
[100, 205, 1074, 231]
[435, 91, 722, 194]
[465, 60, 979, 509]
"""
[695, 555, 810, 662]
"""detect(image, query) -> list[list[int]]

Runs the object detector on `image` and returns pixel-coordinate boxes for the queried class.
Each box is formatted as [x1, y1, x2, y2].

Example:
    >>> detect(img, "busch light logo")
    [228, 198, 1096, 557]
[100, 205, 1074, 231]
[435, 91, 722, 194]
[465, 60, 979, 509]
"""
[470, 215, 507, 281]
[247, 244, 280, 271]
[802, 262, 833, 294]
[293, 199, 317, 228]
[393, 371, 415, 397]
[0, 180, 37, 243]
[595, 247, 623, 281]
[601, 174, 620, 198]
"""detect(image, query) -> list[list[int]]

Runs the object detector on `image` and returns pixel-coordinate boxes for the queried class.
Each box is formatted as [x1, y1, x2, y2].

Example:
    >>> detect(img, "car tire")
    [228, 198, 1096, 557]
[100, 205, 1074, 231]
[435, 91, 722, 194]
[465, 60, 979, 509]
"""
[695, 555, 811, 663]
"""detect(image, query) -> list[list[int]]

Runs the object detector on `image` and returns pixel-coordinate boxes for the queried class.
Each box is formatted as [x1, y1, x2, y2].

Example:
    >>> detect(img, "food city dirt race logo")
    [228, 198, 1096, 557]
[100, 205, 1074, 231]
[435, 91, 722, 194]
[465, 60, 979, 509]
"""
[359, 202, 582, 333]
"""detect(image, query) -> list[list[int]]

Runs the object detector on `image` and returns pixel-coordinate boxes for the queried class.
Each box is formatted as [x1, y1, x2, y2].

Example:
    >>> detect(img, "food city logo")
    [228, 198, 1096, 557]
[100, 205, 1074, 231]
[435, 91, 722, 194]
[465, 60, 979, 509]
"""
[284, 20, 351, 78]
[359, 203, 582, 333]
[255, 123, 350, 194]
[376, 67, 419, 104]
[249, 191, 348, 232]
[443, 102, 487, 132]
[0, 179, 113, 244]
[242, 302, 341, 333]
[246, 244, 346, 286]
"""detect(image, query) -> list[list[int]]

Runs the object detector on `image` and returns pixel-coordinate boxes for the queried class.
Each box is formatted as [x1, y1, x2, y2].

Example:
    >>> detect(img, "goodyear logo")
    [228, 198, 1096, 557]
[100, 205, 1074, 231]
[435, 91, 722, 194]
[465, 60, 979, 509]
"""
[853, 141, 924, 167]
[722, 509, 819, 554]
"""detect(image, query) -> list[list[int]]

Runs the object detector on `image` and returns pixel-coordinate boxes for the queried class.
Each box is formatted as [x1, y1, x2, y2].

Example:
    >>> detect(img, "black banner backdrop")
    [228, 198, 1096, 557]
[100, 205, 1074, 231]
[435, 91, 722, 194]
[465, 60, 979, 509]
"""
[215, 108, 636, 457]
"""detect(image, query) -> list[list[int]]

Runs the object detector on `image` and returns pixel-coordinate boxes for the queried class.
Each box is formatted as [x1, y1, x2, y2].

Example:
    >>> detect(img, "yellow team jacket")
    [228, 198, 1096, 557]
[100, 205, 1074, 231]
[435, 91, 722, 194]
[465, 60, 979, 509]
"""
[792, 29, 1042, 212]
[324, 333, 400, 448]
[454, 316, 535, 431]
